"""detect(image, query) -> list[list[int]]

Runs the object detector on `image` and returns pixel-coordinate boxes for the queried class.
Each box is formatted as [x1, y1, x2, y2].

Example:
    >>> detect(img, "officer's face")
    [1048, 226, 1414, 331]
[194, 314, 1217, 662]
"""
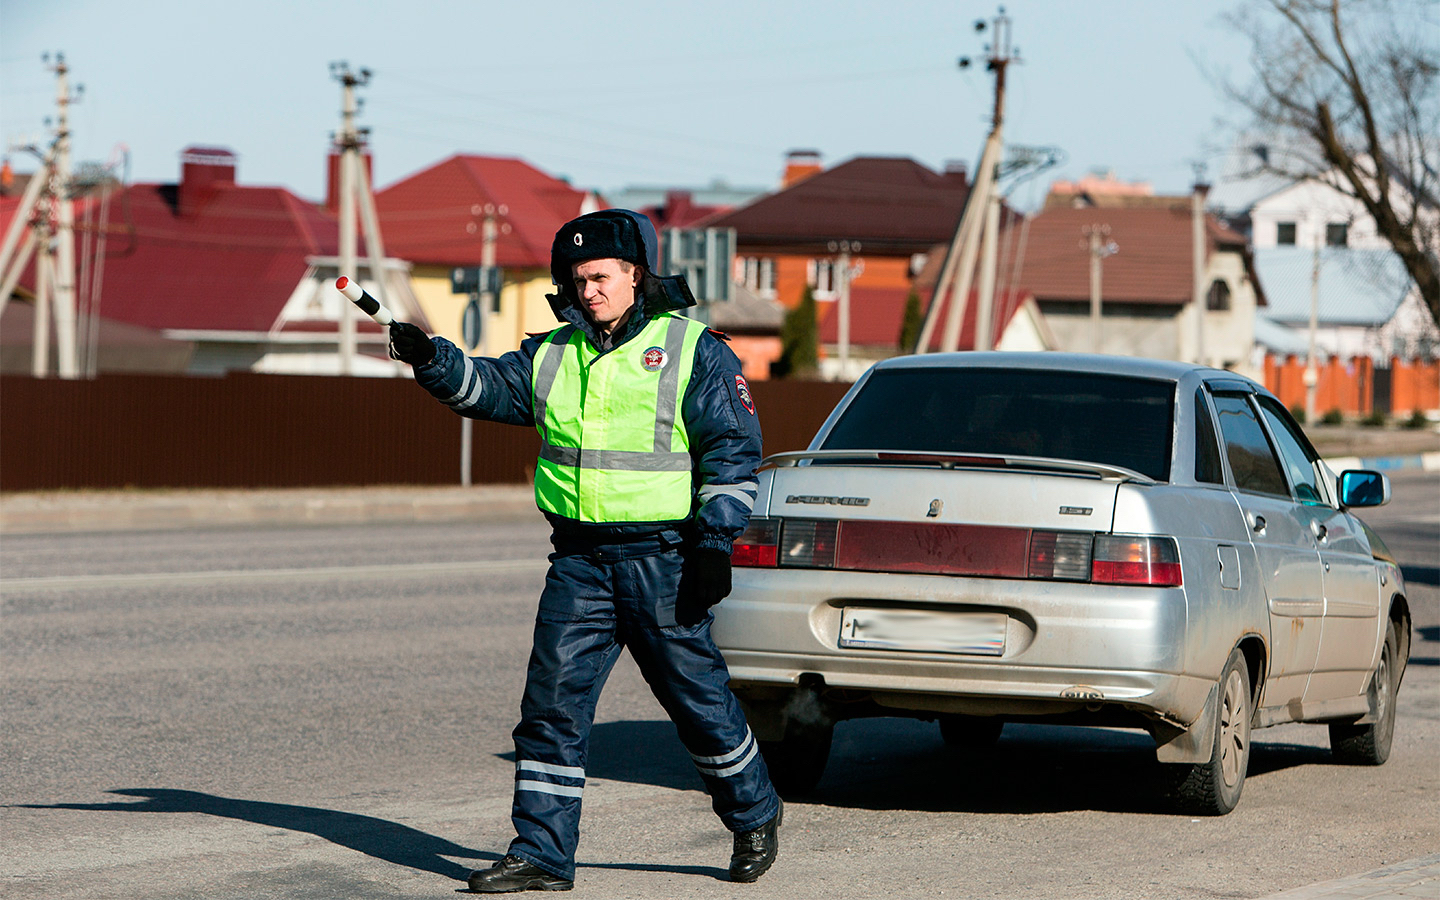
[572, 258, 640, 333]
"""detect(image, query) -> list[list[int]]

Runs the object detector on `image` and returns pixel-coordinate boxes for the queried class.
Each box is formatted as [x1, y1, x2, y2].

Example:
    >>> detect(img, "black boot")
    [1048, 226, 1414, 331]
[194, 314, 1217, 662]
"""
[728, 801, 782, 883]
[467, 855, 573, 893]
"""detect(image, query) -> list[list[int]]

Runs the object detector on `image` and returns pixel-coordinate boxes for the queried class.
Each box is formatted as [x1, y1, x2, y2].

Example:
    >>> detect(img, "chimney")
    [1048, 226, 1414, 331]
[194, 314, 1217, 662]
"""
[178, 146, 237, 217]
[943, 159, 969, 186]
[782, 149, 822, 189]
[325, 148, 374, 213]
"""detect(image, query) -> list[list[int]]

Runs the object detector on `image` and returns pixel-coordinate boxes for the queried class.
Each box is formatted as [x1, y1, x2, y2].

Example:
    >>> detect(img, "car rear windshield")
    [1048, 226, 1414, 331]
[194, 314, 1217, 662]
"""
[820, 367, 1175, 481]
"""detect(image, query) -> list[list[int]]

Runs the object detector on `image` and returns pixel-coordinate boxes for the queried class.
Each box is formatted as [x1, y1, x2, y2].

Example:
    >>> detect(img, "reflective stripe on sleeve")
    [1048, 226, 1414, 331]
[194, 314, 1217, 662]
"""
[697, 482, 758, 511]
[442, 356, 482, 411]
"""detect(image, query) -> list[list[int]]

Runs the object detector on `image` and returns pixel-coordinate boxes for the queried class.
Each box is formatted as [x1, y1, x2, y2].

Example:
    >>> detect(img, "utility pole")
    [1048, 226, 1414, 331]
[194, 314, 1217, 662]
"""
[459, 203, 506, 487]
[330, 61, 388, 376]
[1191, 165, 1210, 366]
[50, 53, 80, 379]
[920, 7, 1019, 354]
[830, 241, 863, 378]
[1305, 237, 1322, 423]
[0, 54, 83, 378]
[1083, 224, 1116, 354]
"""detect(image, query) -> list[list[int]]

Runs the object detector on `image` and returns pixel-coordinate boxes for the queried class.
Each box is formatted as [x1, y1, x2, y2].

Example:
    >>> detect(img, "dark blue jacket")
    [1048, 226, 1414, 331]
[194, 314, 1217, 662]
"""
[413, 218, 761, 553]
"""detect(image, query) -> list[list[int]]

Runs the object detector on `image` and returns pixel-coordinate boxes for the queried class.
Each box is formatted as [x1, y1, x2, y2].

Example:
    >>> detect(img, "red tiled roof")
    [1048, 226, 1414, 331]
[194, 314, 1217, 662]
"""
[374, 155, 594, 268]
[2, 177, 341, 333]
[1011, 205, 1246, 305]
[707, 157, 971, 254]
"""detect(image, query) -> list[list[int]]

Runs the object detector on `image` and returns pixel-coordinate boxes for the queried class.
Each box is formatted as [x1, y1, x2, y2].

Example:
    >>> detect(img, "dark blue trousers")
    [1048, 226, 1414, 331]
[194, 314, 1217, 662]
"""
[505, 534, 780, 880]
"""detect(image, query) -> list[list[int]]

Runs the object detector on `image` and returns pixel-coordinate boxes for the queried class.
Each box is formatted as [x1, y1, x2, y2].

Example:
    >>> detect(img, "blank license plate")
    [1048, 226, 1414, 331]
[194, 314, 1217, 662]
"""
[839, 608, 1006, 656]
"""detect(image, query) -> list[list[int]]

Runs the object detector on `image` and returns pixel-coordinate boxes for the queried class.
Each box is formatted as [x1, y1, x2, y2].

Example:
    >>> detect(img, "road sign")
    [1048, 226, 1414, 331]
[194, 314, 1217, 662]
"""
[451, 266, 502, 296]
[462, 296, 484, 352]
[662, 227, 735, 303]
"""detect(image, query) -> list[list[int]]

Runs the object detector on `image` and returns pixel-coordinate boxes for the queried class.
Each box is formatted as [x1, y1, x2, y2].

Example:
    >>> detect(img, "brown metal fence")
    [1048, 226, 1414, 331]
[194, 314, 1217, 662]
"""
[0, 373, 851, 491]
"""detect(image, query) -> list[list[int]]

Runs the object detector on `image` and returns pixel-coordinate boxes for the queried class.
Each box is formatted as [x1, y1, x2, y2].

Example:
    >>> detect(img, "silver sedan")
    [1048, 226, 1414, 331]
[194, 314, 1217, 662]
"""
[715, 352, 1409, 815]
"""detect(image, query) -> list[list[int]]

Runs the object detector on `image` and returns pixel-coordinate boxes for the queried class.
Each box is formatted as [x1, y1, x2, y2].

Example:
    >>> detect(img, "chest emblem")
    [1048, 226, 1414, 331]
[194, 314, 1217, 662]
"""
[642, 346, 668, 371]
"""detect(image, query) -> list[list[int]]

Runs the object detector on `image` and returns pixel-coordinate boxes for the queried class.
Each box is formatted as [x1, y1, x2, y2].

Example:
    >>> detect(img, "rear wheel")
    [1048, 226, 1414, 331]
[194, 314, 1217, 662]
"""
[1170, 647, 1251, 815]
[1330, 619, 1398, 765]
[758, 722, 833, 797]
[938, 714, 1004, 751]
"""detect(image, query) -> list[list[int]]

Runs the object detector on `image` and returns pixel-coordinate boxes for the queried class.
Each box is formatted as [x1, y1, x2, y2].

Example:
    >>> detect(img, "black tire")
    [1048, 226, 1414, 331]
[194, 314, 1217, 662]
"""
[1170, 647, 1251, 816]
[758, 723, 833, 797]
[1330, 618, 1398, 765]
[938, 714, 1004, 750]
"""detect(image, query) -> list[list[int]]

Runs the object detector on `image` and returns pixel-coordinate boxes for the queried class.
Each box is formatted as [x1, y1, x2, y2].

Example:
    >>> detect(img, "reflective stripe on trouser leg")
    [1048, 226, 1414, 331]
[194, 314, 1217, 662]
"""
[507, 552, 623, 881]
[615, 548, 781, 834]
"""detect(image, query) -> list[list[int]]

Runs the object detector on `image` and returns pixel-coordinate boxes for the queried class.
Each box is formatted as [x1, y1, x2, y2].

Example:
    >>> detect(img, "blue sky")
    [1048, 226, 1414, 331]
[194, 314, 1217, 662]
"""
[2, 1, 1260, 211]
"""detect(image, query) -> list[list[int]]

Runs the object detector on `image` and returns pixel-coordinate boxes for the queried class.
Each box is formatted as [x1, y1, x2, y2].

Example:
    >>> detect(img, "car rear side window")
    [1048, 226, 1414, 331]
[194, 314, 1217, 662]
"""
[1194, 388, 1225, 484]
[820, 368, 1175, 481]
[1211, 394, 1289, 497]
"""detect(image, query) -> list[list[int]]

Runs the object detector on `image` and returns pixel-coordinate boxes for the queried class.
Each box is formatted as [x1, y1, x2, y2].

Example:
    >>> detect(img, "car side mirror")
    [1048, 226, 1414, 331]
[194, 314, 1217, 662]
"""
[1338, 470, 1390, 508]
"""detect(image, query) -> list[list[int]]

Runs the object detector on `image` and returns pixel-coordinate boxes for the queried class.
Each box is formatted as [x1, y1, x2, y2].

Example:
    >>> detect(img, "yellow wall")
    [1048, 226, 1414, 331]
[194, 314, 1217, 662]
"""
[410, 265, 566, 358]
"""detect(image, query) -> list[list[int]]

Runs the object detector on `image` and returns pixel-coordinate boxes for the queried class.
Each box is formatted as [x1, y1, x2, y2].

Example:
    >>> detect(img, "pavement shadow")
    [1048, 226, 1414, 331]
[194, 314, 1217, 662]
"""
[776, 721, 1331, 816]
[1402, 564, 1438, 586]
[17, 788, 492, 882]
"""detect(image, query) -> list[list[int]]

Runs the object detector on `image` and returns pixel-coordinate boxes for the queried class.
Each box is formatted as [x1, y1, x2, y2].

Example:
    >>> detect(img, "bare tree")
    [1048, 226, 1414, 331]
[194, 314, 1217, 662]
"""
[1226, 0, 1439, 325]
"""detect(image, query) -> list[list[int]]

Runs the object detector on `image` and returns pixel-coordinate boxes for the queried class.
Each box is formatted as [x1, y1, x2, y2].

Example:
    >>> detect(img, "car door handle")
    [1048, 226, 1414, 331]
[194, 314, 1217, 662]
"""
[1250, 514, 1266, 534]
[1311, 522, 1328, 542]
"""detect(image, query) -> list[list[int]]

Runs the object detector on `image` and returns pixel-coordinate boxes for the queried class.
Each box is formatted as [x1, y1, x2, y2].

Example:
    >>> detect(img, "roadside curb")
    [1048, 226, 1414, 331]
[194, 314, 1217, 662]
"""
[1256, 853, 1440, 899]
[0, 485, 540, 536]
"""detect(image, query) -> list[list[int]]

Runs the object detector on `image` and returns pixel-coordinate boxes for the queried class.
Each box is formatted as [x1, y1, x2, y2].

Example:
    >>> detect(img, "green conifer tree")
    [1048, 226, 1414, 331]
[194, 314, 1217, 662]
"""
[898, 289, 923, 353]
[778, 286, 819, 378]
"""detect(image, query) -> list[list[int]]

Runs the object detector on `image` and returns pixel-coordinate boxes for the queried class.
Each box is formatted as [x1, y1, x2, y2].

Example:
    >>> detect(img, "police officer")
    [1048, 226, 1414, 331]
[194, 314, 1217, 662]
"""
[388, 209, 782, 893]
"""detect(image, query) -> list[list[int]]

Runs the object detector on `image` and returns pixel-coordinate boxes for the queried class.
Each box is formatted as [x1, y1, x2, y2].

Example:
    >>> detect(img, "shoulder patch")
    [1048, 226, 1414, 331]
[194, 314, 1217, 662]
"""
[734, 374, 755, 415]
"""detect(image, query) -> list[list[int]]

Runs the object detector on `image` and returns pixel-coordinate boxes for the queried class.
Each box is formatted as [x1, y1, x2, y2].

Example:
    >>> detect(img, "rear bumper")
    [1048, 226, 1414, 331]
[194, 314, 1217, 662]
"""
[713, 567, 1215, 725]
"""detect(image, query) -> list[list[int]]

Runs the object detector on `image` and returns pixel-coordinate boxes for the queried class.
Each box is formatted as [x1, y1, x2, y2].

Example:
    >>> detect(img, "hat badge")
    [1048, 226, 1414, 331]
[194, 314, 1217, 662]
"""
[573, 233, 583, 246]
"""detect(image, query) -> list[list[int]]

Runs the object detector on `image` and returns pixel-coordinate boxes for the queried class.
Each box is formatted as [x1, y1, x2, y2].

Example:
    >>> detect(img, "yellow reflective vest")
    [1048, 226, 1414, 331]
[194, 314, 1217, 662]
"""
[530, 313, 708, 523]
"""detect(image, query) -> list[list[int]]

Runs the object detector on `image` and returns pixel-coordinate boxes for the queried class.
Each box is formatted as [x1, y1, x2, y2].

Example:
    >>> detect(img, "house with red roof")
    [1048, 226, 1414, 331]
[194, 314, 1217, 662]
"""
[1011, 197, 1261, 372]
[373, 154, 601, 357]
[706, 153, 993, 378]
[1, 146, 424, 376]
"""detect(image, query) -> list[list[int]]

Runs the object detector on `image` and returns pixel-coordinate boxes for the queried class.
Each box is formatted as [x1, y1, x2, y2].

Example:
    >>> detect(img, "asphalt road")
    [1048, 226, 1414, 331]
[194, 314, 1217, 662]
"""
[3, 472, 1436, 899]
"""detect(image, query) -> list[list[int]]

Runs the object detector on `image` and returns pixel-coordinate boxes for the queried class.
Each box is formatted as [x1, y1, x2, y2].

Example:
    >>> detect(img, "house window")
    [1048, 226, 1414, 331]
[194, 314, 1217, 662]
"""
[1206, 279, 1231, 311]
[1276, 221, 1297, 245]
[809, 259, 836, 298]
[1326, 222, 1348, 247]
[740, 257, 775, 299]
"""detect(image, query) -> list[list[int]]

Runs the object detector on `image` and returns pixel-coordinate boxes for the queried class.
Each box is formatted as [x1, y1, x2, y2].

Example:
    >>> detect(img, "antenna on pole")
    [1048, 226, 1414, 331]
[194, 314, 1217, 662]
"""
[917, 6, 1021, 355]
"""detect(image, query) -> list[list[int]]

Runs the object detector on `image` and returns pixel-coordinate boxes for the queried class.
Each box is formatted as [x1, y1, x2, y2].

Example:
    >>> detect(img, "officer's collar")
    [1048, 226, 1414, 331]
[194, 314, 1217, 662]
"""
[558, 301, 652, 352]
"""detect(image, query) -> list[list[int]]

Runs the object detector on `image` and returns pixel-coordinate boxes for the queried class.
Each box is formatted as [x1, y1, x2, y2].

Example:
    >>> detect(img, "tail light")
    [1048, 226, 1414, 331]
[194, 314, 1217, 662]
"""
[1027, 531, 1093, 581]
[1092, 534, 1183, 586]
[731, 517, 780, 567]
[780, 519, 839, 568]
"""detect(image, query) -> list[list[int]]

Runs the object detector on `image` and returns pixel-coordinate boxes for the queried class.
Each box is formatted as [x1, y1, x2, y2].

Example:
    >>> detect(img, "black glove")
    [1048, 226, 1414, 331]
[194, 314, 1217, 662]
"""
[388, 321, 435, 367]
[678, 547, 732, 625]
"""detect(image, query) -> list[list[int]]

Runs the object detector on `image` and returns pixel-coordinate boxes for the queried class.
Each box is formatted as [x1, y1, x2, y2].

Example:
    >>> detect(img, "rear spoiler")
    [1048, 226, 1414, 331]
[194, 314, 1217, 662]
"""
[759, 449, 1155, 484]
